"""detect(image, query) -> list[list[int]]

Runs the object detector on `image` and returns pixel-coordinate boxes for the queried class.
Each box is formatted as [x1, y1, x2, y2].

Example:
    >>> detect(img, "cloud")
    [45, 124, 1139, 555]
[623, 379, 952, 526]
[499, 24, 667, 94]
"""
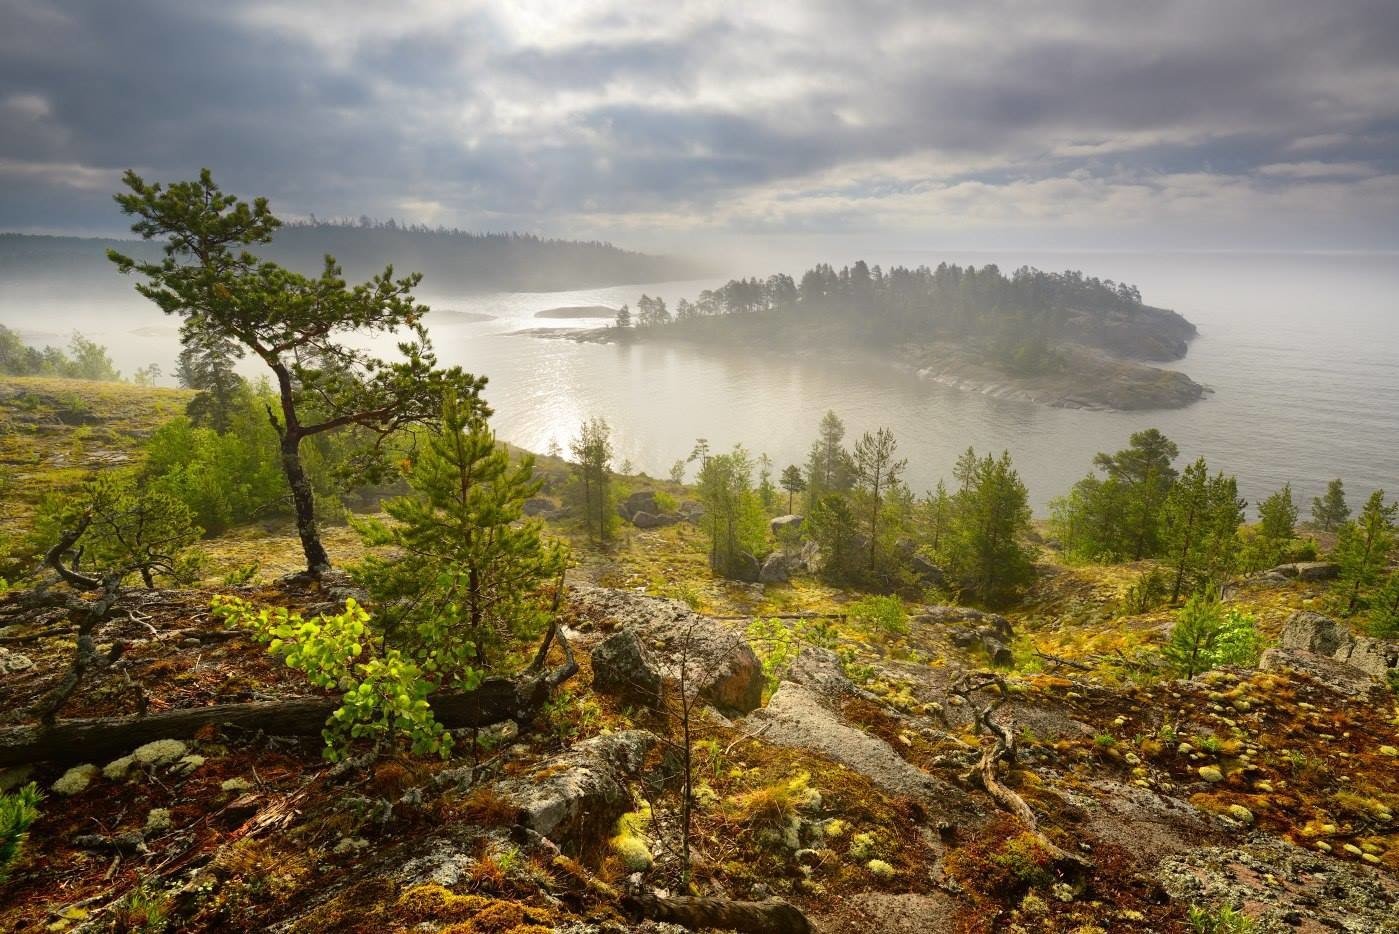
[0, 0, 1396, 250]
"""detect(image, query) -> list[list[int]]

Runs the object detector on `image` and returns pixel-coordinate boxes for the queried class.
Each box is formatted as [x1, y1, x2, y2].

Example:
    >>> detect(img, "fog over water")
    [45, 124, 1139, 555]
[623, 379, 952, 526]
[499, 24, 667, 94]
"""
[4, 250, 1395, 515]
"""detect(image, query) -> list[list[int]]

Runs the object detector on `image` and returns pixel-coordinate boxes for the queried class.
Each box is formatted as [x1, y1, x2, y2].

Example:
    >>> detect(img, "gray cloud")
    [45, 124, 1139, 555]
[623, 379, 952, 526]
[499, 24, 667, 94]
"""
[1, 0, 1396, 250]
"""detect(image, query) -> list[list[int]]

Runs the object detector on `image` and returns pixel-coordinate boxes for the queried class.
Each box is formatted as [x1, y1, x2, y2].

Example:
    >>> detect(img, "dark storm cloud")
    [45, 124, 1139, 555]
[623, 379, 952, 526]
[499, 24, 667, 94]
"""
[1, 0, 1396, 247]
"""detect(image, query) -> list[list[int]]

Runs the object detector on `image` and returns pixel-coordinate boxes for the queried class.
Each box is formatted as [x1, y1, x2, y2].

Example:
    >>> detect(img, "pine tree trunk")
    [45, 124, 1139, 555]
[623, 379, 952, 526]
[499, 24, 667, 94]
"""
[281, 432, 331, 575]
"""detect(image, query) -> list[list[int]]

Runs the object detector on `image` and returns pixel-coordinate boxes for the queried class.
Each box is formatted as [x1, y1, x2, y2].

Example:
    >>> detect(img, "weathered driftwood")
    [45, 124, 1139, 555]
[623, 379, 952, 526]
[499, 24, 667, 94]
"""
[622, 893, 812, 934]
[0, 622, 578, 767]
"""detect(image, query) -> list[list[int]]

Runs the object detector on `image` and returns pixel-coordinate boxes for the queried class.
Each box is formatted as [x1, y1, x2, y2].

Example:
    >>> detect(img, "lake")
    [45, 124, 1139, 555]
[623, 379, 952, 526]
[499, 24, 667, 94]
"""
[3, 250, 1396, 514]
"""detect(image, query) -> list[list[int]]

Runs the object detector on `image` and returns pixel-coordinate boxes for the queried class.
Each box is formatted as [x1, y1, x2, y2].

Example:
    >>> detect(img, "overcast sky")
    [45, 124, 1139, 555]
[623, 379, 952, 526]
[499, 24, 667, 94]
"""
[2, 0, 1397, 257]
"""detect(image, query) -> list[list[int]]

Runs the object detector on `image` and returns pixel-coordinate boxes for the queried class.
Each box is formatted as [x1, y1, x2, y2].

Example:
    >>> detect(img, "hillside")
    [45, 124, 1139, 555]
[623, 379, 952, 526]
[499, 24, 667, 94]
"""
[0, 227, 700, 294]
[1, 379, 1397, 933]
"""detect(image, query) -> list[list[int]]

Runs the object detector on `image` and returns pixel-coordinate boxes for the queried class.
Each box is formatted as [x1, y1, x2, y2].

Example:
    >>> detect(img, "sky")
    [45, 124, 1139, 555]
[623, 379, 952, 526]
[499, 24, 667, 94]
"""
[2, 0, 1397, 258]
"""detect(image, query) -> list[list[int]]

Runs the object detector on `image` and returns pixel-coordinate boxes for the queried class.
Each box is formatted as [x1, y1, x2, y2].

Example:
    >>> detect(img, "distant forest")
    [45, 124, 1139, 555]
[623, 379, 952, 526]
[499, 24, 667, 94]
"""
[0, 221, 700, 293]
[624, 261, 1196, 368]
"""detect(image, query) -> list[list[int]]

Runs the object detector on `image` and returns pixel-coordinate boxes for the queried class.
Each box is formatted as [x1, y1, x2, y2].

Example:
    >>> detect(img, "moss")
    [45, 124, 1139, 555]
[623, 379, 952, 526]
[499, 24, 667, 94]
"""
[50, 763, 98, 796]
[132, 739, 189, 767]
[610, 805, 654, 871]
[865, 858, 895, 880]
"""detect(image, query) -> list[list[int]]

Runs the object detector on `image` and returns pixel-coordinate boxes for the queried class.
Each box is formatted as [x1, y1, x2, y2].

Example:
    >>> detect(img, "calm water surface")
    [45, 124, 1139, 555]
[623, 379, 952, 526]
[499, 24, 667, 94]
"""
[4, 251, 1396, 513]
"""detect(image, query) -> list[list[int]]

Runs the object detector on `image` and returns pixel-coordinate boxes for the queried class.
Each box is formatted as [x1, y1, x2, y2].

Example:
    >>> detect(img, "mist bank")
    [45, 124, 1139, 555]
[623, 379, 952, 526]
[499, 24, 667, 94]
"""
[0, 226, 704, 294]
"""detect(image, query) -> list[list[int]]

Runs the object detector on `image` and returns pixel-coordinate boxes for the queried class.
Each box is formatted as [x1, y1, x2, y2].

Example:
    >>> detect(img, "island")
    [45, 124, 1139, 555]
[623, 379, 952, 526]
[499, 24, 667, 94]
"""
[533, 305, 617, 319]
[534, 261, 1205, 411]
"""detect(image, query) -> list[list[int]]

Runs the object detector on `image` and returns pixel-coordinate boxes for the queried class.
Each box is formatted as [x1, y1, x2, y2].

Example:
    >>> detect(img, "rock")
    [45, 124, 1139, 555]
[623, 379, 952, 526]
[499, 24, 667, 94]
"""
[722, 551, 762, 583]
[630, 510, 677, 529]
[591, 629, 664, 708]
[522, 497, 556, 517]
[742, 683, 975, 823]
[568, 585, 766, 715]
[0, 647, 35, 675]
[1277, 611, 1397, 681]
[759, 552, 794, 584]
[1258, 647, 1381, 696]
[784, 646, 854, 698]
[915, 606, 1013, 641]
[51, 764, 99, 796]
[492, 730, 656, 853]
[1268, 561, 1340, 581]
[770, 515, 804, 536]
[677, 500, 705, 524]
[618, 490, 660, 520]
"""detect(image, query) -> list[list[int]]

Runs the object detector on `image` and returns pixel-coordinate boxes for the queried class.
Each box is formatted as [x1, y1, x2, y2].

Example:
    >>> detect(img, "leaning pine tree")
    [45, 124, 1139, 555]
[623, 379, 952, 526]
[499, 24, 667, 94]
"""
[109, 169, 484, 574]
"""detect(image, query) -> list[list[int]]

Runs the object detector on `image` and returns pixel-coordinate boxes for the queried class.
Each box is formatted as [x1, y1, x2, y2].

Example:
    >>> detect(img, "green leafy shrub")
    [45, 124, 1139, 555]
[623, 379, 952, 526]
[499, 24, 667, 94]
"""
[1120, 567, 1169, 615]
[0, 782, 42, 883]
[212, 597, 450, 762]
[746, 616, 839, 691]
[848, 595, 908, 640]
[1163, 597, 1263, 678]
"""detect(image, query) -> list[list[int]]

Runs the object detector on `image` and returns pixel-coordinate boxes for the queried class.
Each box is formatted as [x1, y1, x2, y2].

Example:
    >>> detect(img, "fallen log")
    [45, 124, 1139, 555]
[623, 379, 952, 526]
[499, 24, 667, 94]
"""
[0, 627, 577, 766]
[622, 894, 812, 934]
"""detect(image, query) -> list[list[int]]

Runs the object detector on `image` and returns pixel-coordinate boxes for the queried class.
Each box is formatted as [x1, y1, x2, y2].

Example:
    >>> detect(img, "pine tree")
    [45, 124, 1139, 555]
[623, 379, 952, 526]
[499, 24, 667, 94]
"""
[1049, 429, 1178, 561]
[174, 326, 247, 433]
[756, 453, 778, 514]
[1253, 483, 1298, 568]
[697, 446, 766, 578]
[615, 304, 632, 329]
[1369, 571, 1399, 638]
[779, 464, 806, 514]
[1311, 479, 1350, 531]
[356, 392, 565, 681]
[853, 427, 907, 575]
[1333, 490, 1397, 614]
[805, 411, 853, 499]
[569, 418, 618, 544]
[1161, 458, 1242, 602]
[809, 492, 860, 584]
[943, 450, 1033, 605]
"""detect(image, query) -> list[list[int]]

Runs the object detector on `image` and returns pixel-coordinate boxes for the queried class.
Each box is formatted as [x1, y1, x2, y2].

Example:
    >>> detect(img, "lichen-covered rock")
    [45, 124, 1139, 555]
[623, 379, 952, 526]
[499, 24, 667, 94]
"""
[784, 646, 854, 698]
[630, 510, 677, 529]
[769, 514, 803, 536]
[617, 490, 660, 520]
[591, 629, 664, 708]
[1278, 611, 1398, 680]
[1258, 647, 1381, 696]
[0, 647, 34, 675]
[491, 730, 657, 853]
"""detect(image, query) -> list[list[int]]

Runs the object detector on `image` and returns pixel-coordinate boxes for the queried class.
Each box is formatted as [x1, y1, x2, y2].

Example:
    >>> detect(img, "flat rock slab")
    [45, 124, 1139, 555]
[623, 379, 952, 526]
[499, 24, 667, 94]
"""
[813, 891, 961, 934]
[742, 682, 976, 823]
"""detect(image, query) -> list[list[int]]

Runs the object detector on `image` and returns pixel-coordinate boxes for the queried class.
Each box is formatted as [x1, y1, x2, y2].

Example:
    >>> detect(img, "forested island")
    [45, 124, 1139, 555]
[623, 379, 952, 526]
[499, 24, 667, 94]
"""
[0, 223, 699, 295]
[582, 262, 1205, 410]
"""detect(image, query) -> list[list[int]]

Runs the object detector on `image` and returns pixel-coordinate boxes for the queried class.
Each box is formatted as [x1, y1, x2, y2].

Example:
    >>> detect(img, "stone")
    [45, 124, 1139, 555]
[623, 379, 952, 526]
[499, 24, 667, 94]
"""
[522, 497, 556, 517]
[630, 510, 676, 529]
[617, 490, 659, 520]
[1268, 561, 1340, 581]
[492, 730, 656, 853]
[770, 514, 804, 536]
[1265, 611, 1396, 686]
[759, 552, 795, 584]
[724, 551, 762, 583]
[591, 629, 664, 708]
[784, 646, 854, 698]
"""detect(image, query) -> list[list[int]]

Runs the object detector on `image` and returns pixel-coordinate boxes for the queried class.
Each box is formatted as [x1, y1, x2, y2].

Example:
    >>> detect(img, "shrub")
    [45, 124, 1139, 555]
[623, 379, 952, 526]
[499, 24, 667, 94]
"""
[1188, 904, 1256, 934]
[213, 597, 450, 762]
[0, 782, 41, 883]
[1120, 568, 1169, 615]
[848, 595, 908, 640]
[1163, 597, 1263, 678]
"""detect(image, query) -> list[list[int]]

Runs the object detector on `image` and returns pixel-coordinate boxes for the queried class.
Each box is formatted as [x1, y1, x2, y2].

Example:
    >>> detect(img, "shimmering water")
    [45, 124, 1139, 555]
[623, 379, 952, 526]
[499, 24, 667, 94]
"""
[4, 251, 1396, 513]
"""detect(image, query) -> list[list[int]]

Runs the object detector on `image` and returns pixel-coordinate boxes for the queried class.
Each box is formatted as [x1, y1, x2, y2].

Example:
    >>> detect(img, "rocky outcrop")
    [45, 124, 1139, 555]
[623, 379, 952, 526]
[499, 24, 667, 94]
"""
[894, 539, 945, 587]
[568, 585, 766, 716]
[1278, 611, 1398, 681]
[590, 629, 664, 708]
[759, 542, 823, 583]
[630, 510, 678, 529]
[915, 606, 1015, 667]
[618, 490, 660, 520]
[1258, 648, 1380, 696]
[491, 730, 656, 853]
[770, 515, 803, 536]
[522, 497, 557, 518]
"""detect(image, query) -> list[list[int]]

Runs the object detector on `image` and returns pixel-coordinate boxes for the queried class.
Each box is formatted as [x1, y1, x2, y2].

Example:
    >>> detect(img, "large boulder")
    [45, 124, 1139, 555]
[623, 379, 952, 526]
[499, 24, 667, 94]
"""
[895, 540, 945, 587]
[630, 511, 677, 529]
[591, 629, 664, 708]
[759, 552, 795, 584]
[1279, 610, 1398, 680]
[618, 490, 660, 520]
[1272, 561, 1340, 582]
[723, 551, 762, 583]
[1259, 647, 1381, 696]
[784, 646, 854, 699]
[492, 730, 656, 853]
[770, 514, 803, 536]
[568, 585, 767, 716]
